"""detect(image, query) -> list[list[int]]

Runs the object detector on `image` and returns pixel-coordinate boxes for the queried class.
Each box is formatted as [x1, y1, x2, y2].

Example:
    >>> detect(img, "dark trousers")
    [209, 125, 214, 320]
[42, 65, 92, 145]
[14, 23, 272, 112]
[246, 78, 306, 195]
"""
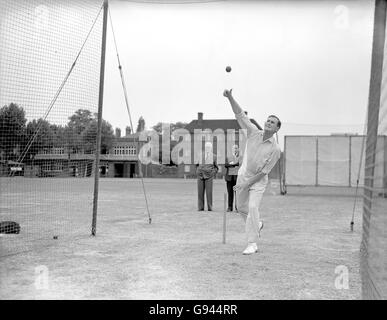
[226, 176, 237, 209]
[197, 177, 214, 210]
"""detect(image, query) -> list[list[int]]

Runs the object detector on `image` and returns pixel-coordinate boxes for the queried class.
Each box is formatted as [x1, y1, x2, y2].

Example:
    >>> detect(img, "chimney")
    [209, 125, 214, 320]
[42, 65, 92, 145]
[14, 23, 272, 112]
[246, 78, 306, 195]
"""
[126, 126, 131, 136]
[138, 116, 145, 132]
[198, 112, 203, 126]
[115, 128, 121, 138]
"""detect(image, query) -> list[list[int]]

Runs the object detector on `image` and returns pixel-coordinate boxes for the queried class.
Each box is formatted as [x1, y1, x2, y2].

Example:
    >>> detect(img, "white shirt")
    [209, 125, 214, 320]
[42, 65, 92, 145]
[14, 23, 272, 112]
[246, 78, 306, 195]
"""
[235, 111, 281, 179]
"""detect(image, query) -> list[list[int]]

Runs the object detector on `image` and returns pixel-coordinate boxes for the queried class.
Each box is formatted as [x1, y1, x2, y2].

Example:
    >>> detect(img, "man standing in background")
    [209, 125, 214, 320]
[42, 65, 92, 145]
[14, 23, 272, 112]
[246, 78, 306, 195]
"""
[224, 144, 241, 212]
[196, 141, 218, 211]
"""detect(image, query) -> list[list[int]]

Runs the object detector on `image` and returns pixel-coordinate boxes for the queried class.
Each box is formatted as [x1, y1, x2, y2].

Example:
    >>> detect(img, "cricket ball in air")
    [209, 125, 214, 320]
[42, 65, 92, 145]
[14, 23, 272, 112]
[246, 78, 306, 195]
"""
[226, 66, 232, 72]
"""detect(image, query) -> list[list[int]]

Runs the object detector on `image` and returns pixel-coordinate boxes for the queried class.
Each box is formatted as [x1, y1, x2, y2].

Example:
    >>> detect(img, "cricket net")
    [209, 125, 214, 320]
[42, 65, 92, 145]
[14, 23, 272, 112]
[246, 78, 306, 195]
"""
[0, 0, 104, 256]
[361, 0, 387, 300]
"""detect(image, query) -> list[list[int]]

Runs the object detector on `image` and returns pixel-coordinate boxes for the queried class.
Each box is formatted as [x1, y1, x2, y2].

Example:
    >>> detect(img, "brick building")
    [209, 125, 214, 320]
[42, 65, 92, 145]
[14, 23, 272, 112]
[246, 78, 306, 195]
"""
[179, 112, 262, 178]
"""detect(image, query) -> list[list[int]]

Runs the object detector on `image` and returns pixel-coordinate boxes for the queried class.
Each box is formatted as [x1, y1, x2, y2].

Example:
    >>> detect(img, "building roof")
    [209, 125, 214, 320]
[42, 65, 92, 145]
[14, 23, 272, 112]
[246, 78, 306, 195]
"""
[112, 113, 263, 139]
[114, 132, 145, 142]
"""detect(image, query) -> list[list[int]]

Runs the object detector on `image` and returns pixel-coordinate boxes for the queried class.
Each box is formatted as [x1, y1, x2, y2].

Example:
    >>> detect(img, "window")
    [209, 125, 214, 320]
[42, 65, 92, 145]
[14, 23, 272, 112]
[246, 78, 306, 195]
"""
[128, 146, 136, 155]
[113, 145, 137, 155]
[52, 147, 64, 154]
[53, 162, 63, 171]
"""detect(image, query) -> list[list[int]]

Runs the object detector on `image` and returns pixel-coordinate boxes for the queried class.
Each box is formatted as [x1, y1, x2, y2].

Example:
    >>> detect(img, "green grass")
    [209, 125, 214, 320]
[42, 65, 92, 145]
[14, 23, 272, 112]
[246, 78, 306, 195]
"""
[0, 178, 362, 299]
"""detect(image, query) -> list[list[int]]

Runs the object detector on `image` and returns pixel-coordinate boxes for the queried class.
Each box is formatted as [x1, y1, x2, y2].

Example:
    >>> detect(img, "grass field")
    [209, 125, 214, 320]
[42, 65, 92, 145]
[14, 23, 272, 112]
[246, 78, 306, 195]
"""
[0, 178, 362, 299]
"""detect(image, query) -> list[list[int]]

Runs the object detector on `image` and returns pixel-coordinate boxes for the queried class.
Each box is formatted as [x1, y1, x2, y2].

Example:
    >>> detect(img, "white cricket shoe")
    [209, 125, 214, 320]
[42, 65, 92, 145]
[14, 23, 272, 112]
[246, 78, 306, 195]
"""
[242, 243, 258, 255]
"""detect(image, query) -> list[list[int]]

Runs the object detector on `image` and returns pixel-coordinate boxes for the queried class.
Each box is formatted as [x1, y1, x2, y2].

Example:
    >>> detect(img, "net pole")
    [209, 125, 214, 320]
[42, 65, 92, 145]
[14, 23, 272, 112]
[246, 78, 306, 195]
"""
[350, 113, 367, 231]
[223, 192, 227, 244]
[92, 0, 109, 236]
[275, 132, 285, 195]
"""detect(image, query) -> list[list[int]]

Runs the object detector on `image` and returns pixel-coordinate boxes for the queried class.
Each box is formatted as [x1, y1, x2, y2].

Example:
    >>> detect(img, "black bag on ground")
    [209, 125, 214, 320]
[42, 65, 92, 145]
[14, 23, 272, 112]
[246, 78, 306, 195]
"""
[0, 221, 21, 234]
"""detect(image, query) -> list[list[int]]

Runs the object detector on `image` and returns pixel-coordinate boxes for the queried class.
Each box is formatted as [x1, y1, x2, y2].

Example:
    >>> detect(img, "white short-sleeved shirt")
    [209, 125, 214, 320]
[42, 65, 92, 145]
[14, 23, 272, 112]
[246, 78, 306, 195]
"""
[235, 111, 281, 181]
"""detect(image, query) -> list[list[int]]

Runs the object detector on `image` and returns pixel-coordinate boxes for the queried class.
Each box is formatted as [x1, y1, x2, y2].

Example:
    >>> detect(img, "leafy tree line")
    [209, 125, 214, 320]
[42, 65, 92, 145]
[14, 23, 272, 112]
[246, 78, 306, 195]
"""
[0, 103, 117, 162]
[0, 103, 188, 164]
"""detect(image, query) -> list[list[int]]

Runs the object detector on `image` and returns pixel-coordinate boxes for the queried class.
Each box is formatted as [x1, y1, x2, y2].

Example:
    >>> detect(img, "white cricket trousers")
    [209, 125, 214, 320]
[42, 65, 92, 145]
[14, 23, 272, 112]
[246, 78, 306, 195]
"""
[236, 175, 268, 244]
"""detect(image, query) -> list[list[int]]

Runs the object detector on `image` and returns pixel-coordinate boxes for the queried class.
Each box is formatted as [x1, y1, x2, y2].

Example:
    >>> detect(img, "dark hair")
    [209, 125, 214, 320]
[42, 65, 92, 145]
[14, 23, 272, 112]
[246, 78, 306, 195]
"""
[268, 115, 281, 130]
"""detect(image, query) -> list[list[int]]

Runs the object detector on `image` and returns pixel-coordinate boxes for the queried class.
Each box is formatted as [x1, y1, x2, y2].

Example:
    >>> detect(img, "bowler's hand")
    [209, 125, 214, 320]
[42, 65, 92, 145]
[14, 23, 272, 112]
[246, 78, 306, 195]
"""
[223, 89, 233, 98]
[233, 182, 249, 191]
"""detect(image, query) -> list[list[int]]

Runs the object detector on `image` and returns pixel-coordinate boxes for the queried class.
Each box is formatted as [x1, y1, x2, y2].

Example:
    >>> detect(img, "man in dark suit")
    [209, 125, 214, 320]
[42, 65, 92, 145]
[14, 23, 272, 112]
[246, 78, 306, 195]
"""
[196, 141, 218, 211]
[224, 145, 241, 212]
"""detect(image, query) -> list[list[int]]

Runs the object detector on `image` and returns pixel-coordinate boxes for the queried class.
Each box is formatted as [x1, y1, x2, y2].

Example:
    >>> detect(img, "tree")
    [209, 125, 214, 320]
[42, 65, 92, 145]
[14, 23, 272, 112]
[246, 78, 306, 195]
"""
[68, 109, 94, 134]
[0, 103, 27, 161]
[99, 120, 115, 154]
[65, 109, 115, 153]
[66, 109, 93, 152]
[82, 119, 115, 154]
[50, 124, 66, 148]
[66, 109, 94, 153]
[25, 118, 54, 158]
[152, 122, 163, 134]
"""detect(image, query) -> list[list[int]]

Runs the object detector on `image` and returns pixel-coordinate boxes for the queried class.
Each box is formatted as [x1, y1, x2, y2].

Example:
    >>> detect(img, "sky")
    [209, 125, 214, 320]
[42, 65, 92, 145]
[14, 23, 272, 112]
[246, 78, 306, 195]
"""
[102, 0, 375, 144]
[0, 0, 376, 147]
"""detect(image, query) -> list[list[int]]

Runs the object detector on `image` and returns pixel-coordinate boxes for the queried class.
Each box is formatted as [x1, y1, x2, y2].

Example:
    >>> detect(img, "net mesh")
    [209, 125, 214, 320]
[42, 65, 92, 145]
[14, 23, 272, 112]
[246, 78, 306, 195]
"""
[283, 135, 383, 188]
[361, 0, 387, 300]
[0, 0, 104, 256]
